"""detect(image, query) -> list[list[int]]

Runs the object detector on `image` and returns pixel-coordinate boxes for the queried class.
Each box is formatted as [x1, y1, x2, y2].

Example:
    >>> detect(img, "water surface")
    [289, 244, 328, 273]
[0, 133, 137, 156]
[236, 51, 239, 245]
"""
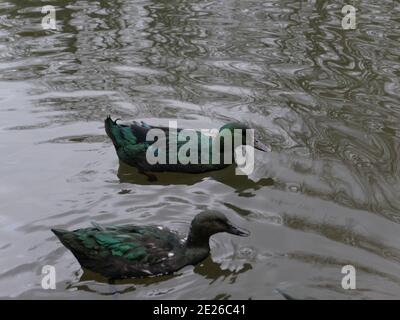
[0, 0, 400, 299]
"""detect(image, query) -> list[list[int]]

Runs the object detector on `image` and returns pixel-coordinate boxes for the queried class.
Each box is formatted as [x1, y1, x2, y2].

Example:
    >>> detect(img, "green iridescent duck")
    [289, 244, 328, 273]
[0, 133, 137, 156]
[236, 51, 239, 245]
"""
[52, 211, 249, 279]
[105, 116, 268, 177]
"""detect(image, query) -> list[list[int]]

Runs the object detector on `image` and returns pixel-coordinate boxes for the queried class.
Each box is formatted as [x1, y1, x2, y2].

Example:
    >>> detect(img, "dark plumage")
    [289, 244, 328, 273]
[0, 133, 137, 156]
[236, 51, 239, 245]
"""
[104, 116, 268, 176]
[52, 211, 249, 279]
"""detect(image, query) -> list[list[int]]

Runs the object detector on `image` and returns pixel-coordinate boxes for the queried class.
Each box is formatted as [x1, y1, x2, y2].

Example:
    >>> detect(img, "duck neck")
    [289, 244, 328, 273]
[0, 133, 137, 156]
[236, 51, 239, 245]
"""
[186, 227, 211, 250]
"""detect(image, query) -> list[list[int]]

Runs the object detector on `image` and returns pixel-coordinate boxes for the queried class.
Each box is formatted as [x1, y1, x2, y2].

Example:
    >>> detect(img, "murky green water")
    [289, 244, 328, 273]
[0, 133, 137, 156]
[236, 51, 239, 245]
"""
[0, 0, 400, 299]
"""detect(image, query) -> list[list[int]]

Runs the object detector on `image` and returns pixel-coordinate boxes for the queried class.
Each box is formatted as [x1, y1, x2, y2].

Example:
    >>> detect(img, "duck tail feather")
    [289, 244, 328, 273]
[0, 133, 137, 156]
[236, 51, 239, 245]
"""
[105, 116, 123, 147]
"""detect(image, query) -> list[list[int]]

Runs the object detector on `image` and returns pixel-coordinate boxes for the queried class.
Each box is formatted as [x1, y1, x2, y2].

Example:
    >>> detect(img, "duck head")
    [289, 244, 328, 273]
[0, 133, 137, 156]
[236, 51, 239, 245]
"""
[186, 211, 249, 248]
[218, 122, 269, 152]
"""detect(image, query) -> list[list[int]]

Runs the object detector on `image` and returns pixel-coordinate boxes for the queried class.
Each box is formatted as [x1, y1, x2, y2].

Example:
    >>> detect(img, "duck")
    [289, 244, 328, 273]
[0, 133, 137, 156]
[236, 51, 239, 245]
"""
[52, 211, 249, 279]
[104, 116, 268, 179]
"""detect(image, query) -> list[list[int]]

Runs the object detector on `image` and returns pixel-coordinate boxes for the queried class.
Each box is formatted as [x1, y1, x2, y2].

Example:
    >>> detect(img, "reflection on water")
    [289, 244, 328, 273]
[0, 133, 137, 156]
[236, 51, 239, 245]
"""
[118, 160, 274, 192]
[0, 0, 400, 299]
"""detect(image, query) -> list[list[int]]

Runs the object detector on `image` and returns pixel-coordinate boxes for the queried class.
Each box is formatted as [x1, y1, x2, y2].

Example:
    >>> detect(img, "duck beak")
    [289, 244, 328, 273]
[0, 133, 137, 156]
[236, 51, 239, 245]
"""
[254, 139, 270, 152]
[227, 223, 250, 237]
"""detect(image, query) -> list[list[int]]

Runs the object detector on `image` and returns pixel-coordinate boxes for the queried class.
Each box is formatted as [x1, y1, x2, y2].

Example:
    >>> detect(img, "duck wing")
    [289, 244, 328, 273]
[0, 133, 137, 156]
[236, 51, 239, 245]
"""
[106, 117, 220, 172]
[53, 225, 182, 264]
[105, 116, 186, 147]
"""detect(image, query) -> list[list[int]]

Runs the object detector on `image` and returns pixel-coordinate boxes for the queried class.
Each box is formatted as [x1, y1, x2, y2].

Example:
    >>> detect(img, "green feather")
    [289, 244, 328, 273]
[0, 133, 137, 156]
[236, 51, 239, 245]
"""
[94, 233, 122, 246]
[125, 248, 146, 261]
